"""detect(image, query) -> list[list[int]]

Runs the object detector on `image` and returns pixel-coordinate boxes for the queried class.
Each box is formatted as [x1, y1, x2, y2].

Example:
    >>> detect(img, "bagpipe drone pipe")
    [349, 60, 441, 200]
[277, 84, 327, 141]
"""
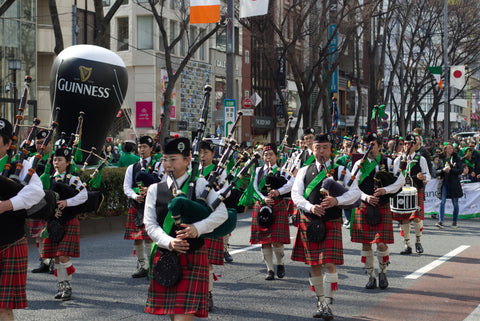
[0, 76, 58, 221]
[166, 86, 251, 246]
[168, 151, 260, 240]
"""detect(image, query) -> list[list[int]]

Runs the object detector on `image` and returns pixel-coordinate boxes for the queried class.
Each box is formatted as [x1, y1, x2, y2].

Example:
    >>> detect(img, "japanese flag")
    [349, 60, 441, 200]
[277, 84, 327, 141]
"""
[450, 65, 466, 89]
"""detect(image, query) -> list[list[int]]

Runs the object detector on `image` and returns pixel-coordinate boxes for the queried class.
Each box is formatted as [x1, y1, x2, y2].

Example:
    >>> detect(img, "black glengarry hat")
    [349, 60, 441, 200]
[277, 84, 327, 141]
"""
[302, 127, 315, 138]
[199, 139, 214, 152]
[164, 136, 190, 156]
[364, 132, 379, 143]
[139, 135, 154, 147]
[313, 133, 331, 144]
[54, 145, 71, 158]
[0, 118, 13, 141]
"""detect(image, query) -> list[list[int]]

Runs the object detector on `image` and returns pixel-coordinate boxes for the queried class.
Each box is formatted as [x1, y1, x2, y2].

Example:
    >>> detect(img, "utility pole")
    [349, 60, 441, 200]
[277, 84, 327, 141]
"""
[443, 0, 449, 141]
[226, 0, 234, 99]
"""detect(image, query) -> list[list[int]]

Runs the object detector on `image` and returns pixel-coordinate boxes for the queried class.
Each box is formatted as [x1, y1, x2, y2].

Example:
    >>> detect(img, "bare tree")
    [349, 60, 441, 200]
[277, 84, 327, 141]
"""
[143, 0, 224, 140]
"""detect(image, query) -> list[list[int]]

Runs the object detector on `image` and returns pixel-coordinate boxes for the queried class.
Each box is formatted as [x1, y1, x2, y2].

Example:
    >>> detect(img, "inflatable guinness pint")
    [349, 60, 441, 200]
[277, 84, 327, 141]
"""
[50, 45, 128, 163]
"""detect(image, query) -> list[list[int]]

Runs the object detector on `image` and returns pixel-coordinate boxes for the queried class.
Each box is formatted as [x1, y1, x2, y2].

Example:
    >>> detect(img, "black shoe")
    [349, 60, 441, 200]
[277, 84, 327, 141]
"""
[265, 270, 275, 280]
[54, 282, 63, 299]
[313, 307, 323, 318]
[49, 261, 55, 274]
[431, 214, 438, 219]
[132, 267, 148, 278]
[208, 291, 213, 312]
[365, 276, 377, 289]
[378, 272, 388, 289]
[32, 262, 49, 273]
[415, 242, 424, 254]
[320, 301, 334, 320]
[400, 247, 412, 255]
[224, 251, 233, 263]
[61, 281, 72, 301]
[276, 265, 285, 279]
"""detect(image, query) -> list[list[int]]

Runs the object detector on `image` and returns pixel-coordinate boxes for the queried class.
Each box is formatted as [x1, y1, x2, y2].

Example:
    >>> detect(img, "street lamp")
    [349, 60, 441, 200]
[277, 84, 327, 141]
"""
[8, 59, 21, 123]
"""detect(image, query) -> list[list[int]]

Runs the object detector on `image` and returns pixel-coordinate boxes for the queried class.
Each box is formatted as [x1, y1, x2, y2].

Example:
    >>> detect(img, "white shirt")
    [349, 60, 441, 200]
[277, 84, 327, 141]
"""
[253, 164, 294, 201]
[9, 159, 45, 211]
[53, 172, 89, 206]
[144, 173, 228, 250]
[393, 152, 431, 184]
[291, 159, 361, 214]
[123, 157, 152, 200]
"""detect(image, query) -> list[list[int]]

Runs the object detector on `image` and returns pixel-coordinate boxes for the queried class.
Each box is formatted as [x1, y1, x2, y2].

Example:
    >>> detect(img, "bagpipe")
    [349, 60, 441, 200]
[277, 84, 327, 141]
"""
[166, 86, 252, 244]
[0, 76, 58, 221]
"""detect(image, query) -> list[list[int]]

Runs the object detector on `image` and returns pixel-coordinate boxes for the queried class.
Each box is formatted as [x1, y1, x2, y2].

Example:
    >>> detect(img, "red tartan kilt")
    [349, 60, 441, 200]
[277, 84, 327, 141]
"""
[0, 238, 28, 309]
[124, 206, 151, 241]
[392, 188, 425, 221]
[29, 218, 46, 238]
[145, 246, 209, 318]
[286, 199, 296, 216]
[291, 214, 343, 266]
[204, 237, 224, 266]
[351, 202, 394, 244]
[250, 199, 291, 244]
[41, 218, 80, 258]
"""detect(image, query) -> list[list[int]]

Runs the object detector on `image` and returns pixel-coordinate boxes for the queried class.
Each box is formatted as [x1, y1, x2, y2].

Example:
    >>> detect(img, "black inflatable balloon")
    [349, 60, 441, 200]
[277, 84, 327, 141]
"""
[50, 45, 128, 164]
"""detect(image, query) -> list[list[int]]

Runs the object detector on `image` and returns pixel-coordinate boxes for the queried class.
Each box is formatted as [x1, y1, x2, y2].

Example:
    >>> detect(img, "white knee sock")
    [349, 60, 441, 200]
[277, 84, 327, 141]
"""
[376, 249, 389, 274]
[361, 250, 375, 277]
[324, 272, 338, 304]
[273, 245, 285, 266]
[261, 246, 274, 272]
[134, 243, 146, 268]
[400, 223, 411, 247]
[61, 261, 75, 282]
[223, 235, 230, 252]
[414, 221, 423, 243]
[309, 275, 325, 303]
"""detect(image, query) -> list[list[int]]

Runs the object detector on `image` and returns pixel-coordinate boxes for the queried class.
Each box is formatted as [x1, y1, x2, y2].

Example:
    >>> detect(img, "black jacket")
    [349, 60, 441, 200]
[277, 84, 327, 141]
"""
[435, 153, 463, 199]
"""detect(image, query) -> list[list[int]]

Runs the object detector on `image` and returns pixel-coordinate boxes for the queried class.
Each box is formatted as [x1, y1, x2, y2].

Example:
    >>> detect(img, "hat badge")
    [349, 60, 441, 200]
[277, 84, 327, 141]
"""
[178, 142, 185, 152]
[64, 149, 69, 157]
[0, 120, 4, 130]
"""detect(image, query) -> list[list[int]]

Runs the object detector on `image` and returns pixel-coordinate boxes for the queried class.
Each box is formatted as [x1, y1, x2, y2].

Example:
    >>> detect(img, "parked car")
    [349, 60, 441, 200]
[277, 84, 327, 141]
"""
[453, 132, 479, 140]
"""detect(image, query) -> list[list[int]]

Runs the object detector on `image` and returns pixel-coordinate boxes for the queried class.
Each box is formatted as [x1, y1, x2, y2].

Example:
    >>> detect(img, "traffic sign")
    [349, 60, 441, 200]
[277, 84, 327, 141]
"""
[241, 109, 254, 116]
[224, 99, 236, 137]
[382, 122, 389, 129]
[243, 98, 252, 109]
[382, 113, 389, 120]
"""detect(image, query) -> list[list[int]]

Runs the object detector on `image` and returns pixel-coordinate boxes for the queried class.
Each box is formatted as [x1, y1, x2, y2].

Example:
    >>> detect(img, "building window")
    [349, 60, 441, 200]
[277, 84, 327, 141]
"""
[216, 29, 226, 51]
[117, 17, 129, 51]
[244, 50, 249, 64]
[235, 26, 239, 54]
[103, 0, 110, 6]
[199, 29, 206, 60]
[137, 16, 153, 49]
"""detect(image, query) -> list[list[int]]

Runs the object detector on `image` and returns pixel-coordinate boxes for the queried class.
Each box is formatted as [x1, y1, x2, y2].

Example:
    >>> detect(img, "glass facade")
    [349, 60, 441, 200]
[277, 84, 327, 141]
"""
[0, 0, 37, 123]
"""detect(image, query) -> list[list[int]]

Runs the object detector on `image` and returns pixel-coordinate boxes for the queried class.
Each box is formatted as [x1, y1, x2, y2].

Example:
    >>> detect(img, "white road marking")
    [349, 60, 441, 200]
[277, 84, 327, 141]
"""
[405, 245, 471, 279]
[230, 244, 262, 255]
[464, 304, 480, 321]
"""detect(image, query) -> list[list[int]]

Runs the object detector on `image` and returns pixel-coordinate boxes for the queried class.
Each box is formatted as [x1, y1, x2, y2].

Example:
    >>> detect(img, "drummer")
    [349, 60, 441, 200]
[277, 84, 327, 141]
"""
[393, 134, 431, 255]
[350, 132, 405, 290]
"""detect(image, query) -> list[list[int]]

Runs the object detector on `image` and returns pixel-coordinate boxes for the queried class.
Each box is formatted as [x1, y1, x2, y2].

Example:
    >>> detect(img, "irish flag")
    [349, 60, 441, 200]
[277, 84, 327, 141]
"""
[426, 66, 444, 90]
[190, 0, 220, 24]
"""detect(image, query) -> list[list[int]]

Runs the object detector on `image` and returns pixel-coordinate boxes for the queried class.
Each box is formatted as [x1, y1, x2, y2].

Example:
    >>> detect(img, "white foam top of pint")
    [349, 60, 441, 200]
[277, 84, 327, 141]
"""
[58, 45, 126, 68]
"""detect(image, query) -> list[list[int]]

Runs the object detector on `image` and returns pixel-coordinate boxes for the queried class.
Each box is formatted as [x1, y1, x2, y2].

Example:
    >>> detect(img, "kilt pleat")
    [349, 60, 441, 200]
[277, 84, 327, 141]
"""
[41, 218, 80, 258]
[250, 200, 291, 245]
[28, 219, 46, 238]
[392, 188, 425, 221]
[145, 246, 209, 318]
[204, 237, 224, 266]
[291, 213, 343, 266]
[0, 238, 28, 309]
[351, 202, 394, 244]
[124, 207, 151, 240]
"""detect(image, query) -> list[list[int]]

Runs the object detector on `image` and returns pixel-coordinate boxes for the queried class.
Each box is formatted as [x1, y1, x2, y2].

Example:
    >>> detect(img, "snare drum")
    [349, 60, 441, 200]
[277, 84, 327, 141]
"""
[390, 186, 418, 214]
